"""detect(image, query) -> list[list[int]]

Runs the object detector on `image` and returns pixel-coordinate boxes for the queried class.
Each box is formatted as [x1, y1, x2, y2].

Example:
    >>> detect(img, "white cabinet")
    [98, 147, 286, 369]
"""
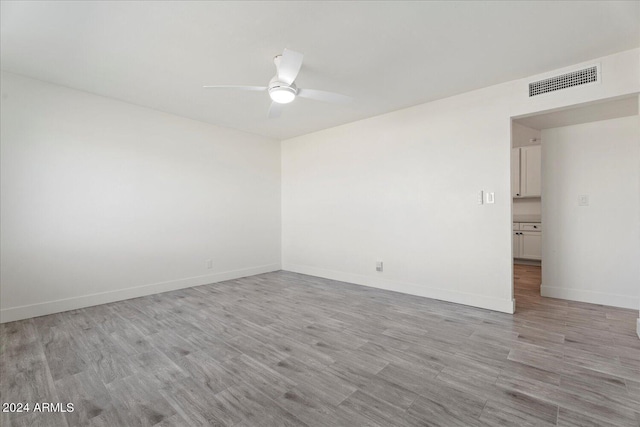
[511, 145, 541, 198]
[511, 149, 520, 198]
[520, 231, 541, 260]
[513, 222, 541, 260]
[521, 146, 541, 197]
[513, 229, 521, 258]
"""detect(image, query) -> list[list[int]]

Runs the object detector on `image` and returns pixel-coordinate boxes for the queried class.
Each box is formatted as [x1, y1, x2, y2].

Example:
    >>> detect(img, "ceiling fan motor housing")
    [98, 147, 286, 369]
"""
[268, 76, 297, 103]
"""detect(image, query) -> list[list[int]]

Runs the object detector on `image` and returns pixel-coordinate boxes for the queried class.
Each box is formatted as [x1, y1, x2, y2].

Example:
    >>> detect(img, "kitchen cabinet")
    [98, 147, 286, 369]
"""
[513, 222, 541, 260]
[520, 231, 541, 260]
[511, 145, 541, 198]
[513, 230, 521, 258]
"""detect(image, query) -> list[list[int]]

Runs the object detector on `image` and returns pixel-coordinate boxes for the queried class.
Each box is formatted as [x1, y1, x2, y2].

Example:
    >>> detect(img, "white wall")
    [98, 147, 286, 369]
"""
[0, 72, 281, 322]
[510, 49, 640, 117]
[2, 49, 638, 321]
[281, 49, 639, 314]
[541, 116, 640, 309]
[512, 199, 541, 217]
[282, 83, 517, 313]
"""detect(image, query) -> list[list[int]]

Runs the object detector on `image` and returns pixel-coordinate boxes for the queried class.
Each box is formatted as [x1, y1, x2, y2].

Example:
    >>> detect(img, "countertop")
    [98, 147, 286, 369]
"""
[513, 215, 541, 223]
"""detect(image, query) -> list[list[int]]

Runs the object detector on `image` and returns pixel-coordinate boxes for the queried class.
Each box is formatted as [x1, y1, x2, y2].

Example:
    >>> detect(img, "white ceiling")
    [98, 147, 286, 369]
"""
[1, 1, 638, 140]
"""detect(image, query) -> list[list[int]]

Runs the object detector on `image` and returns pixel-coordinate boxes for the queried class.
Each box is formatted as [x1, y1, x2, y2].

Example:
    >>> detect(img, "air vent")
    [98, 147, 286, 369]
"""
[529, 65, 599, 97]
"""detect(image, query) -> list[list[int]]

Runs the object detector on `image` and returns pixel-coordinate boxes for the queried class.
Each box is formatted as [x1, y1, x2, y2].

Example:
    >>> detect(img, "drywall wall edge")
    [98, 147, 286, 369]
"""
[0, 263, 281, 323]
[283, 263, 515, 314]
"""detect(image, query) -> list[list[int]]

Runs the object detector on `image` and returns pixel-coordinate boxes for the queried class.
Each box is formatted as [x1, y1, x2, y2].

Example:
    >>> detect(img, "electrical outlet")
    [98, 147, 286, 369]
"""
[578, 195, 589, 206]
[206, 259, 213, 269]
[376, 261, 383, 272]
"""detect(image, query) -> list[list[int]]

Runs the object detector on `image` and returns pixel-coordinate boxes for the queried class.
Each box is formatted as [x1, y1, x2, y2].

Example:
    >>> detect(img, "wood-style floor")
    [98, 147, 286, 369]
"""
[1, 266, 639, 426]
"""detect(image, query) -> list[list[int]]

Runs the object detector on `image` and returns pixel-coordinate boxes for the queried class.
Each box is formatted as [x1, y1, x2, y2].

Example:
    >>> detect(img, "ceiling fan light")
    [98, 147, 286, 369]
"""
[269, 86, 296, 104]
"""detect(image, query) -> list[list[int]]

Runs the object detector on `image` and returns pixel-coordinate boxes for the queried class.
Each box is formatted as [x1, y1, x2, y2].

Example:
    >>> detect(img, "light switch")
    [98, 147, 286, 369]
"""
[578, 195, 589, 206]
[485, 192, 495, 204]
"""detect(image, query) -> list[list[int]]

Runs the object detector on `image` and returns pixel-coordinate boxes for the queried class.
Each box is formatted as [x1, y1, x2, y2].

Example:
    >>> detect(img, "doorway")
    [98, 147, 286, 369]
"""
[509, 94, 640, 311]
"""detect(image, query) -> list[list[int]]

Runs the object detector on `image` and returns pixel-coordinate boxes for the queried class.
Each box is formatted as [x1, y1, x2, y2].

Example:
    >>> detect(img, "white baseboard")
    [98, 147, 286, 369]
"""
[513, 259, 541, 266]
[540, 284, 639, 310]
[283, 263, 515, 314]
[0, 264, 281, 323]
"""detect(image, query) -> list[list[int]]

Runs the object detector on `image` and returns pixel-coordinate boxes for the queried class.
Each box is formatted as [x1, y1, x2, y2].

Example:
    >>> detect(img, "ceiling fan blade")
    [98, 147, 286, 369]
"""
[268, 101, 285, 118]
[277, 49, 304, 85]
[202, 85, 267, 91]
[297, 88, 353, 105]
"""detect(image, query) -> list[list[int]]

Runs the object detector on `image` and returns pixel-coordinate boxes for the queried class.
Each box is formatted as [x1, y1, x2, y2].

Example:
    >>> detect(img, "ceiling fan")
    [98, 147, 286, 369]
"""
[203, 48, 352, 118]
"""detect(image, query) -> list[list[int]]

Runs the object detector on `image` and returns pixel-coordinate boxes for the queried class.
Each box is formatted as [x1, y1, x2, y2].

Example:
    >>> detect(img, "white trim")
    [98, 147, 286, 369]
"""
[540, 284, 639, 310]
[513, 259, 542, 266]
[283, 263, 515, 314]
[0, 264, 281, 323]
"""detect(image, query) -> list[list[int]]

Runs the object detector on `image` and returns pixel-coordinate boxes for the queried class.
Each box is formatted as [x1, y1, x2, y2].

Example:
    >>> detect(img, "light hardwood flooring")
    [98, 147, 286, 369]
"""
[1, 267, 639, 426]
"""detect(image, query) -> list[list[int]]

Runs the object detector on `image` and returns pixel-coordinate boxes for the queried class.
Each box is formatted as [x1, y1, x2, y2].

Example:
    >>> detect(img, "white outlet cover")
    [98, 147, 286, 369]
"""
[578, 195, 589, 206]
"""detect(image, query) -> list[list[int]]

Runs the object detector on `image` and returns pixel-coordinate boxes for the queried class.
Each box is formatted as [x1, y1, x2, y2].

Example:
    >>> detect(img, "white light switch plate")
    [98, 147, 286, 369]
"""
[485, 192, 495, 204]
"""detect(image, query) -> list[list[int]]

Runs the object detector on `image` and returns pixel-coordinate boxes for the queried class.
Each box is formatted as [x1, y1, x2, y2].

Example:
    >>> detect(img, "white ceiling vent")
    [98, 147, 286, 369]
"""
[529, 65, 600, 97]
